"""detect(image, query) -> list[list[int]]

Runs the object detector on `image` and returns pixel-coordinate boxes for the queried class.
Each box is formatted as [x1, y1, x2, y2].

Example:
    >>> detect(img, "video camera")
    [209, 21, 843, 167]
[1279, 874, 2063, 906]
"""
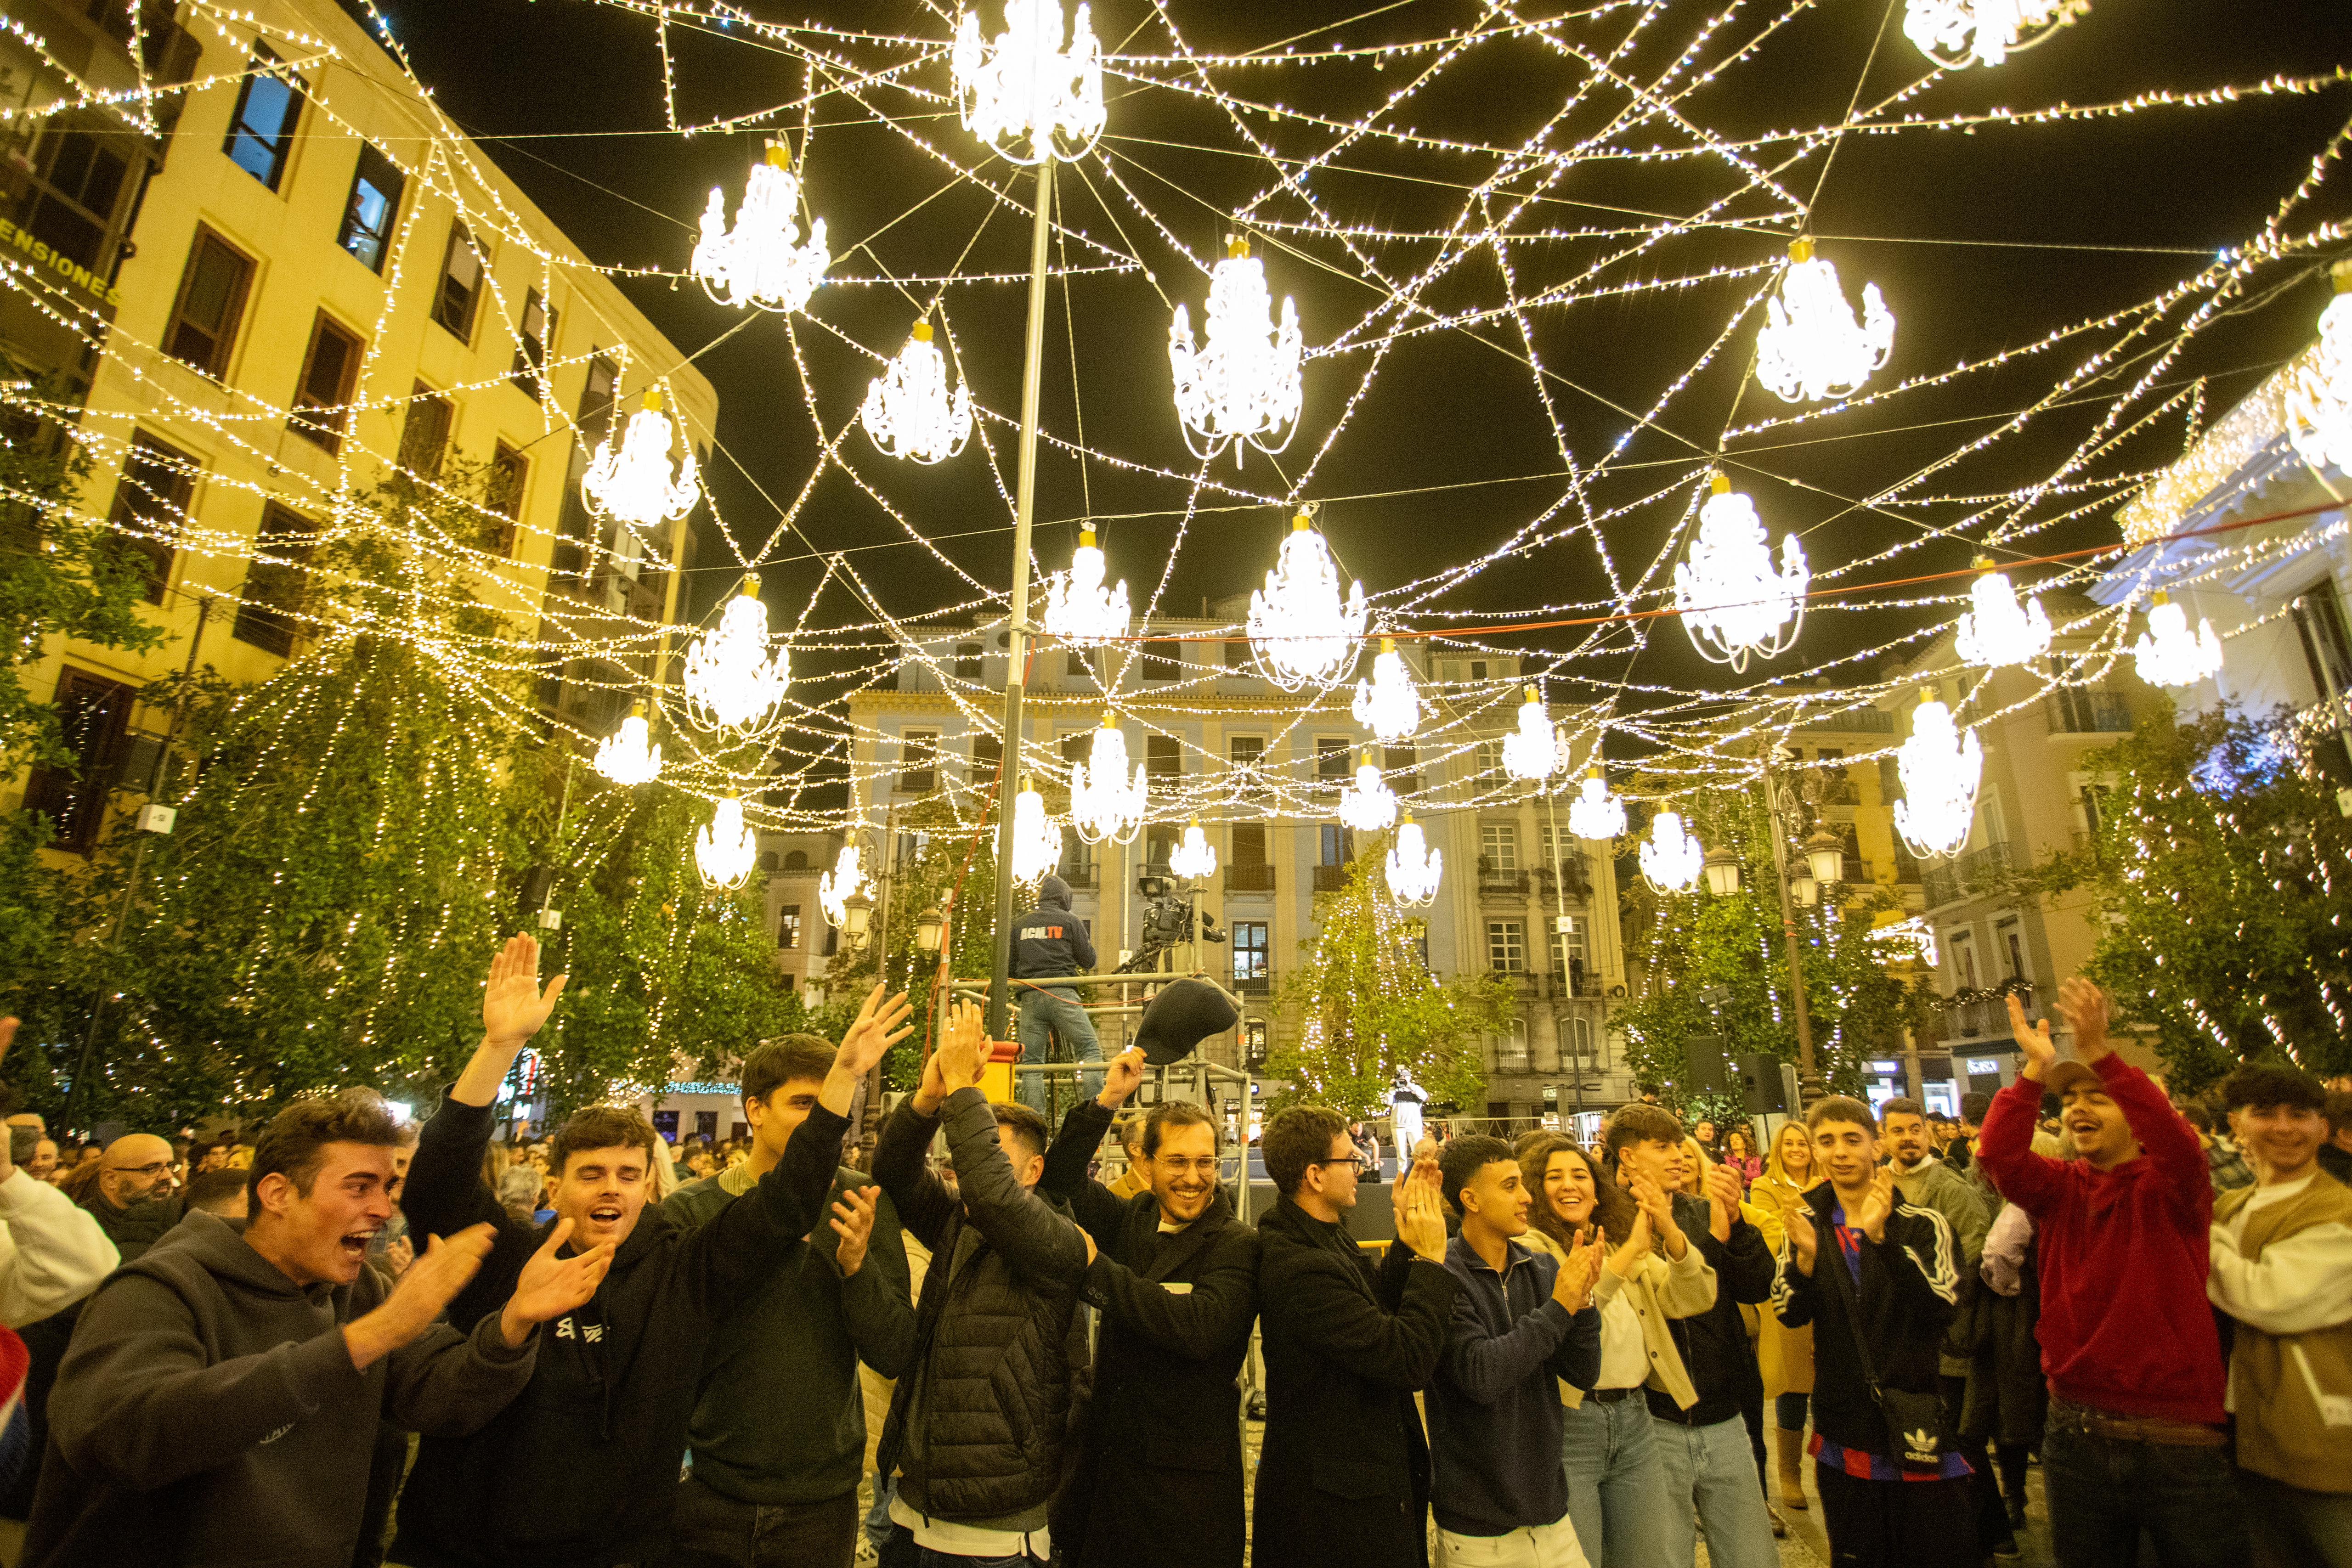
[1119, 871, 1225, 974]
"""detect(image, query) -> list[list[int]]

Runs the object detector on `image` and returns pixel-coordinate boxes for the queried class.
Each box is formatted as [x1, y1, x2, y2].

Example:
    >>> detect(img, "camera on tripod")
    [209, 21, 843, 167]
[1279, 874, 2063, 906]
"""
[1119, 871, 1225, 974]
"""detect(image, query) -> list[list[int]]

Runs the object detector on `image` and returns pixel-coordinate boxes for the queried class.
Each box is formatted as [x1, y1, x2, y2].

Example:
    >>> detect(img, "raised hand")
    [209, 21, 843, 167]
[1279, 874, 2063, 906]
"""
[830, 1184, 880, 1278]
[482, 934, 567, 1051]
[1607, 1204, 1654, 1278]
[1097, 1047, 1147, 1109]
[1703, 1160, 1743, 1243]
[1786, 1204, 1819, 1277]
[936, 1000, 990, 1095]
[1855, 1169, 1896, 1244]
[838, 984, 916, 1078]
[384, 1235, 415, 1277]
[2008, 993, 2057, 1080]
[347, 1224, 497, 1369]
[1394, 1170, 1449, 1263]
[2058, 976, 2111, 1062]
[499, 1217, 614, 1347]
[1553, 1230, 1604, 1312]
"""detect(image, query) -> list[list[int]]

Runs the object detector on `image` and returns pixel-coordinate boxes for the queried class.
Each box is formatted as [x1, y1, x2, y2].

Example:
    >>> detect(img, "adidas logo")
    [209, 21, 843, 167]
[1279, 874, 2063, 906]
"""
[1903, 1427, 1938, 1460]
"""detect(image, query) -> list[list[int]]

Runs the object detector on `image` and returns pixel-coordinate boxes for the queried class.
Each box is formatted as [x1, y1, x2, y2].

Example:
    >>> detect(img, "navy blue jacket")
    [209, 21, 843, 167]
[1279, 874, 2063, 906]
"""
[1426, 1232, 1600, 1536]
[1010, 876, 1096, 979]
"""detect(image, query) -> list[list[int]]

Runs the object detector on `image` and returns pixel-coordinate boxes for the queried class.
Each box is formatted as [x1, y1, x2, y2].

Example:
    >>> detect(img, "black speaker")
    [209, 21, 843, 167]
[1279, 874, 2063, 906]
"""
[1684, 1034, 1730, 1093]
[1736, 1053, 1787, 1114]
[519, 864, 557, 910]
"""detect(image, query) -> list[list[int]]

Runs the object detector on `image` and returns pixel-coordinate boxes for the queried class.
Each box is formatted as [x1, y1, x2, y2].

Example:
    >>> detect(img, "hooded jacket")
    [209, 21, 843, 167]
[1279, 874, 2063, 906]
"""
[1010, 877, 1096, 980]
[21, 1211, 535, 1568]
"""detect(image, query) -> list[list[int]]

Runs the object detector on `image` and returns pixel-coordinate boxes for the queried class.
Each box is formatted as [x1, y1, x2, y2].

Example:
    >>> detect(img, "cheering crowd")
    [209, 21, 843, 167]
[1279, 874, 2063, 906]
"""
[0, 945, 2342, 1568]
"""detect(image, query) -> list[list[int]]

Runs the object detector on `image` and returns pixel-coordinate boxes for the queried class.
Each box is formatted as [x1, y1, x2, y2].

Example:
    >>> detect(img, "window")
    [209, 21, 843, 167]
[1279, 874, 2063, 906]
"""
[288, 312, 362, 451]
[1233, 920, 1270, 981]
[162, 227, 254, 378]
[1469, 659, 1489, 681]
[1056, 834, 1093, 888]
[20, 666, 133, 852]
[1229, 735, 1265, 794]
[1473, 739, 1503, 778]
[1060, 732, 1093, 769]
[510, 288, 551, 393]
[1996, 917, 2028, 983]
[399, 383, 453, 479]
[783, 850, 808, 870]
[1146, 734, 1182, 785]
[1318, 824, 1352, 865]
[1495, 1019, 1530, 1072]
[1224, 636, 1252, 669]
[488, 442, 528, 555]
[1383, 743, 1418, 790]
[433, 221, 484, 341]
[1481, 822, 1519, 872]
[231, 503, 316, 655]
[107, 431, 195, 605]
[1949, 929, 1980, 991]
[223, 50, 303, 189]
[1550, 923, 1587, 990]
[1139, 644, 1182, 682]
[778, 905, 802, 950]
[26, 124, 132, 271]
[1317, 736, 1350, 783]
[897, 730, 938, 792]
[1487, 919, 1527, 972]
[969, 732, 1001, 781]
[2293, 577, 2352, 705]
[337, 143, 404, 271]
[1231, 822, 1266, 866]
[1066, 646, 1093, 678]
[1566, 1015, 1595, 1060]
[1243, 1020, 1269, 1070]
[952, 643, 983, 681]
[554, 354, 619, 584]
[1144, 823, 1177, 870]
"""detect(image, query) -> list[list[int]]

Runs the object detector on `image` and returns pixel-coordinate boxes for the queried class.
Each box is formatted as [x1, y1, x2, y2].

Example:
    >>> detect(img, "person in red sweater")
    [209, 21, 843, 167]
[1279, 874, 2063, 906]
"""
[1985, 978, 2244, 1568]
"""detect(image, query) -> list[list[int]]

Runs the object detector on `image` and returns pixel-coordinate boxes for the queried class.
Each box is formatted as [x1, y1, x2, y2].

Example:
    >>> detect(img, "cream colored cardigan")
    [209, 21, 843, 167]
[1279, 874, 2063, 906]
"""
[1525, 1222, 1717, 1410]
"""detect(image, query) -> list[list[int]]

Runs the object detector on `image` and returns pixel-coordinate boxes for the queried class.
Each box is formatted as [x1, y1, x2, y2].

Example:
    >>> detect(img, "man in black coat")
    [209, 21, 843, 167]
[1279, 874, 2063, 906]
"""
[1252, 1104, 1458, 1568]
[1042, 1049, 1259, 1568]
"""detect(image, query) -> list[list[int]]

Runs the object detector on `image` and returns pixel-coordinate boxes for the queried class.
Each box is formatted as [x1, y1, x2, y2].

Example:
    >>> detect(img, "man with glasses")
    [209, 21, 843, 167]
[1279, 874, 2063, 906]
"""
[80, 1135, 183, 1263]
[1040, 1048, 1260, 1568]
[1253, 1104, 1456, 1568]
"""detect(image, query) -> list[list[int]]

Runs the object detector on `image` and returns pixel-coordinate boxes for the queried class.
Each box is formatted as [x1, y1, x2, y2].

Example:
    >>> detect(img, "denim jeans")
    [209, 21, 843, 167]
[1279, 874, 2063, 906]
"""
[877, 1521, 1041, 1568]
[1648, 1413, 1780, 1568]
[670, 1473, 860, 1568]
[865, 1473, 899, 1557]
[1560, 1394, 1674, 1568]
[1015, 984, 1101, 1114]
[2041, 1413, 2247, 1568]
[2240, 1469, 2352, 1568]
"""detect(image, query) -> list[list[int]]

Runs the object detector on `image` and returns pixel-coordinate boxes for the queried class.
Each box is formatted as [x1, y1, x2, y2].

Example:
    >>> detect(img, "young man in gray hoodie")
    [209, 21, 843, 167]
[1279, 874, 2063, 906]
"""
[21, 1090, 608, 1568]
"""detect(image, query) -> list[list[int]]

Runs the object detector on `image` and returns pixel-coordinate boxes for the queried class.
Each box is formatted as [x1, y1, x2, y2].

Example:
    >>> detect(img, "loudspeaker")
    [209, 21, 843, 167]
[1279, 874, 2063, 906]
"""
[1736, 1053, 1787, 1114]
[519, 864, 557, 910]
[1684, 1034, 1730, 1093]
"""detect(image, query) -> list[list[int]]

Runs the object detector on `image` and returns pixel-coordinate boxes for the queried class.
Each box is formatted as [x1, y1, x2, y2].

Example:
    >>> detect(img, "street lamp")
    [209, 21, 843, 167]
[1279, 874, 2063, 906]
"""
[842, 890, 875, 948]
[1804, 829, 1846, 891]
[1702, 845, 1743, 897]
[914, 905, 944, 955]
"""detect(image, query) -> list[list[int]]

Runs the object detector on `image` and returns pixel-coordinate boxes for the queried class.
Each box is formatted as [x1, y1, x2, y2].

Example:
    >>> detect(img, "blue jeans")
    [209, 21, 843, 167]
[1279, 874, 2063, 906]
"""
[877, 1521, 1041, 1568]
[2241, 1468, 2352, 1568]
[1561, 1394, 1674, 1568]
[864, 1473, 897, 1556]
[2041, 1412, 2246, 1568]
[1649, 1412, 1780, 1568]
[1015, 984, 1101, 1113]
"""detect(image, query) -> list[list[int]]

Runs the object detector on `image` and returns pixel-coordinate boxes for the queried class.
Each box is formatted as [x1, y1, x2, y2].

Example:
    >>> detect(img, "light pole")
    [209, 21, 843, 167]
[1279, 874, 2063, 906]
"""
[1756, 740, 1844, 1108]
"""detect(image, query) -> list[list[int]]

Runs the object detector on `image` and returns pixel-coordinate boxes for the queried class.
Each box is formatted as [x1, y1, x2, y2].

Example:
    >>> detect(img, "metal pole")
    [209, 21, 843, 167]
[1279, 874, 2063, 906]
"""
[987, 152, 1056, 1042]
[1759, 743, 1822, 1104]
[1544, 787, 1584, 1125]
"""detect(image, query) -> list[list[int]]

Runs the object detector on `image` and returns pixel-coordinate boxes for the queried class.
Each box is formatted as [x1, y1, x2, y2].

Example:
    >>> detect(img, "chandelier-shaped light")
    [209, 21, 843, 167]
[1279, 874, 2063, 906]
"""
[951, 0, 1104, 164]
[1674, 475, 1809, 671]
[1340, 752, 1399, 834]
[1350, 636, 1423, 742]
[1893, 688, 1984, 859]
[1069, 714, 1147, 845]
[1954, 557, 2053, 669]
[593, 702, 662, 786]
[1010, 776, 1062, 886]
[817, 843, 868, 928]
[1903, 0, 2088, 69]
[1566, 766, 1628, 841]
[2286, 262, 2352, 475]
[1501, 686, 1563, 782]
[1170, 235, 1304, 468]
[690, 141, 829, 315]
[1170, 819, 1217, 881]
[861, 321, 972, 463]
[1248, 511, 1367, 690]
[683, 579, 790, 736]
[1755, 238, 1895, 404]
[2132, 591, 2224, 688]
[1385, 813, 1442, 906]
[1042, 527, 1130, 646]
[695, 796, 758, 891]
[582, 388, 701, 536]
[1639, 811, 1704, 893]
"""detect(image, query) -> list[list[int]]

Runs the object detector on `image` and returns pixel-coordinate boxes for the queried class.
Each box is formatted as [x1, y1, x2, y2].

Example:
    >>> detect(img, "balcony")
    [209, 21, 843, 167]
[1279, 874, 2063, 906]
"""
[1479, 871, 1530, 897]
[1922, 840, 2014, 909]
[1057, 865, 1097, 890]
[1800, 709, 1896, 734]
[1936, 986, 2034, 1045]
[1534, 863, 1592, 902]
[2047, 688, 2132, 735]
[1312, 863, 1350, 892]
[894, 770, 936, 795]
[1233, 971, 1272, 997]
[1226, 863, 1275, 892]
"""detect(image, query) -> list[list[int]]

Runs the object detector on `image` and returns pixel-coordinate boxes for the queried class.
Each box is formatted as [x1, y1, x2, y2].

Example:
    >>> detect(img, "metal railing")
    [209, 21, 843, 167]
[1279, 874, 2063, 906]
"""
[1936, 987, 2034, 1043]
[1923, 840, 2013, 908]
[2047, 688, 2133, 734]
[1226, 863, 1275, 892]
[1312, 864, 1349, 892]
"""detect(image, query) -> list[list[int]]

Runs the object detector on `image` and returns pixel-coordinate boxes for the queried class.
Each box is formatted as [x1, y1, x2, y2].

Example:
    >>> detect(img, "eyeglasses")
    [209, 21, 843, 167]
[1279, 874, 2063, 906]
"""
[1312, 1154, 1366, 1173]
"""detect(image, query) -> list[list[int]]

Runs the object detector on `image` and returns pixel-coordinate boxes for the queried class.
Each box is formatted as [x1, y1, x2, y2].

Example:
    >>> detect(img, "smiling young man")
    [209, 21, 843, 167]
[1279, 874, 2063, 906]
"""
[1984, 978, 2245, 1568]
[390, 936, 908, 1568]
[1040, 1047, 1261, 1568]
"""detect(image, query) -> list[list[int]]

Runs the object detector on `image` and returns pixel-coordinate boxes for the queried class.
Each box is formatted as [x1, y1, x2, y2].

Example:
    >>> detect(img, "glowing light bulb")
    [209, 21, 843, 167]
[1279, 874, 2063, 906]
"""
[1674, 475, 1807, 671]
[690, 141, 829, 314]
[695, 796, 758, 890]
[593, 703, 661, 786]
[1042, 528, 1130, 646]
[1904, 0, 2088, 69]
[1247, 511, 1366, 691]
[818, 843, 868, 927]
[1893, 688, 1983, 859]
[1640, 811, 1704, 893]
[1350, 636, 1422, 742]
[1566, 766, 1627, 841]
[1954, 558, 2053, 669]
[1069, 715, 1146, 844]
[1754, 239, 1895, 404]
[951, 0, 1104, 164]
[1340, 752, 1399, 833]
[582, 388, 701, 537]
[1170, 235, 1304, 468]
[1501, 686, 1562, 782]
[862, 321, 972, 463]
[683, 578, 790, 737]
[2132, 592, 2224, 688]
[1011, 777, 1062, 886]
[1385, 813, 1442, 906]
[2287, 262, 2352, 475]
[1170, 819, 1217, 881]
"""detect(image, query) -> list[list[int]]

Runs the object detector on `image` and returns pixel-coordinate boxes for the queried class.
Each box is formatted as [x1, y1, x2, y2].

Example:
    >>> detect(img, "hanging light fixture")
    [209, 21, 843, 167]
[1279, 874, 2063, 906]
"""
[2131, 591, 2224, 688]
[951, 0, 1104, 164]
[1010, 776, 1063, 886]
[581, 388, 701, 536]
[1639, 811, 1704, 893]
[1340, 750, 1399, 833]
[1501, 687, 1563, 782]
[690, 140, 830, 315]
[1754, 238, 1895, 404]
[1702, 845, 1744, 898]
[861, 321, 973, 463]
[1170, 235, 1305, 468]
[1069, 713, 1146, 844]
[1903, 0, 2089, 69]
[1350, 636, 1423, 742]
[818, 843, 869, 928]
[1170, 819, 1217, 881]
[1041, 528, 1130, 646]
[2287, 260, 2352, 475]
[682, 577, 790, 737]
[1674, 474, 1808, 671]
[593, 701, 661, 786]
[1566, 766, 1627, 841]
[1247, 510, 1367, 691]
[1954, 556, 2053, 669]
[695, 795, 758, 890]
[1894, 687, 1984, 859]
[1385, 812, 1442, 906]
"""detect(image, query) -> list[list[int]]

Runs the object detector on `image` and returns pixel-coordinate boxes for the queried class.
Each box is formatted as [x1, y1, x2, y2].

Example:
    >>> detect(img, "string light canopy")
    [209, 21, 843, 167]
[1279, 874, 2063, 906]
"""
[1894, 688, 1984, 859]
[1674, 475, 1808, 672]
[683, 578, 791, 737]
[1041, 528, 1130, 646]
[1904, 0, 2091, 69]
[1351, 636, 1423, 742]
[818, 842, 869, 927]
[2286, 260, 2352, 474]
[2132, 591, 2225, 688]
[1010, 776, 1063, 886]
[593, 702, 661, 786]
[951, 0, 1105, 163]
[1340, 750, 1400, 833]
[581, 388, 701, 537]
[1247, 510, 1366, 691]
[861, 321, 973, 463]
[1566, 766, 1628, 841]
[690, 140, 830, 314]
[1385, 813, 1442, 906]
[1501, 686, 1564, 782]
[694, 796, 759, 890]
[1070, 714, 1147, 844]
[1169, 235, 1304, 468]
[1640, 811, 1705, 893]
[1954, 557, 2053, 669]
[1170, 818, 1217, 881]
[1754, 238, 1895, 404]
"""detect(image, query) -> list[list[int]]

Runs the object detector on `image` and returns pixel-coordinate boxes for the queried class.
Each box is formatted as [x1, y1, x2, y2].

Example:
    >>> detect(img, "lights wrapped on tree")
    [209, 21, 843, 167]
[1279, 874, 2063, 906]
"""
[1385, 813, 1442, 906]
[1248, 510, 1366, 690]
[690, 141, 829, 315]
[1501, 687, 1563, 782]
[1954, 557, 2052, 669]
[1170, 235, 1304, 468]
[2286, 260, 2352, 475]
[1350, 636, 1422, 742]
[818, 843, 867, 927]
[2132, 591, 2224, 688]
[1674, 474, 1808, 671]
[862, 321, 972, 463]
[1010, 776, 1062, 886]
[1639, 810, 1704, 893]
[1755, 238, 1895, 404]
[1070, 714, 1146, 844]
[695, 796, 758, 890]
[1340, 751, 1399, 833]
[1170, 819, 1217, 881]
[683, 579, 790, 737]
[1566, 766, 1627, 841]
[1904, 0, 2089, 69]
[593, 702, 661, 786]
[582, 388, 701, 536]
[951, 0, 1104, 163]
[1041, 528, 1129, 646]
[1893, 688, 1983, 859]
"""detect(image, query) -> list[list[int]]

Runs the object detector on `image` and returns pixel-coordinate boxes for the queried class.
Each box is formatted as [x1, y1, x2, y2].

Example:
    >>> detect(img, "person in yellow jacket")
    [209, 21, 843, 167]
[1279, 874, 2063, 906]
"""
[1748, 1122, 1819, 1511]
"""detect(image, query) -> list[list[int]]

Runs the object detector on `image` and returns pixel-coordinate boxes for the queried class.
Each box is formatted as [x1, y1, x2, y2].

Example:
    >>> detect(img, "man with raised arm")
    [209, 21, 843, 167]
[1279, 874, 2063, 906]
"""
[389, 935, 910, 1568]
[1042, 1047, 1261, 1568]
[1984, 979, 2245, 1567]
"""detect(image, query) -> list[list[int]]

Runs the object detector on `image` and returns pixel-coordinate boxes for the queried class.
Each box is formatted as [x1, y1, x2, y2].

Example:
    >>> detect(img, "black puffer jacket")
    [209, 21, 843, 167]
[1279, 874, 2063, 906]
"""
[1646, 1192, 1776, 1427]
[874, 1088, 1091, 1523]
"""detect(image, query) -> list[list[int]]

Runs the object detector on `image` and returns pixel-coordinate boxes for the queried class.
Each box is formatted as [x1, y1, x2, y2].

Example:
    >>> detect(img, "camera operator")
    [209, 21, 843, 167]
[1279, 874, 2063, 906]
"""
[1010, 875, 1104, 1116]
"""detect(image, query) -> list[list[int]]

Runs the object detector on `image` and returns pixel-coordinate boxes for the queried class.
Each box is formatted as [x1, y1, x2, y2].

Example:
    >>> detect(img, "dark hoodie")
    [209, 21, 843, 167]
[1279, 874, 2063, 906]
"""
[1010, 875, 1096, 979]
[21, 1210, 535, 1568]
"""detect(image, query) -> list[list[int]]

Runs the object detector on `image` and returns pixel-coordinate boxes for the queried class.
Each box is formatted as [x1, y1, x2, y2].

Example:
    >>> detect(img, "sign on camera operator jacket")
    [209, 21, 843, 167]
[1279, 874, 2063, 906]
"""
[1010, 876, 1096, 981]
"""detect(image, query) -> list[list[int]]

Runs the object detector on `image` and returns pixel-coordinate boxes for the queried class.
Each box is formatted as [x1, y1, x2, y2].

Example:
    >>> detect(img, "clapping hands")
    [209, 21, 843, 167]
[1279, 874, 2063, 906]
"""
[1392, 1159, 1449, 1263]
[1552, 1230, 1606, 1312]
